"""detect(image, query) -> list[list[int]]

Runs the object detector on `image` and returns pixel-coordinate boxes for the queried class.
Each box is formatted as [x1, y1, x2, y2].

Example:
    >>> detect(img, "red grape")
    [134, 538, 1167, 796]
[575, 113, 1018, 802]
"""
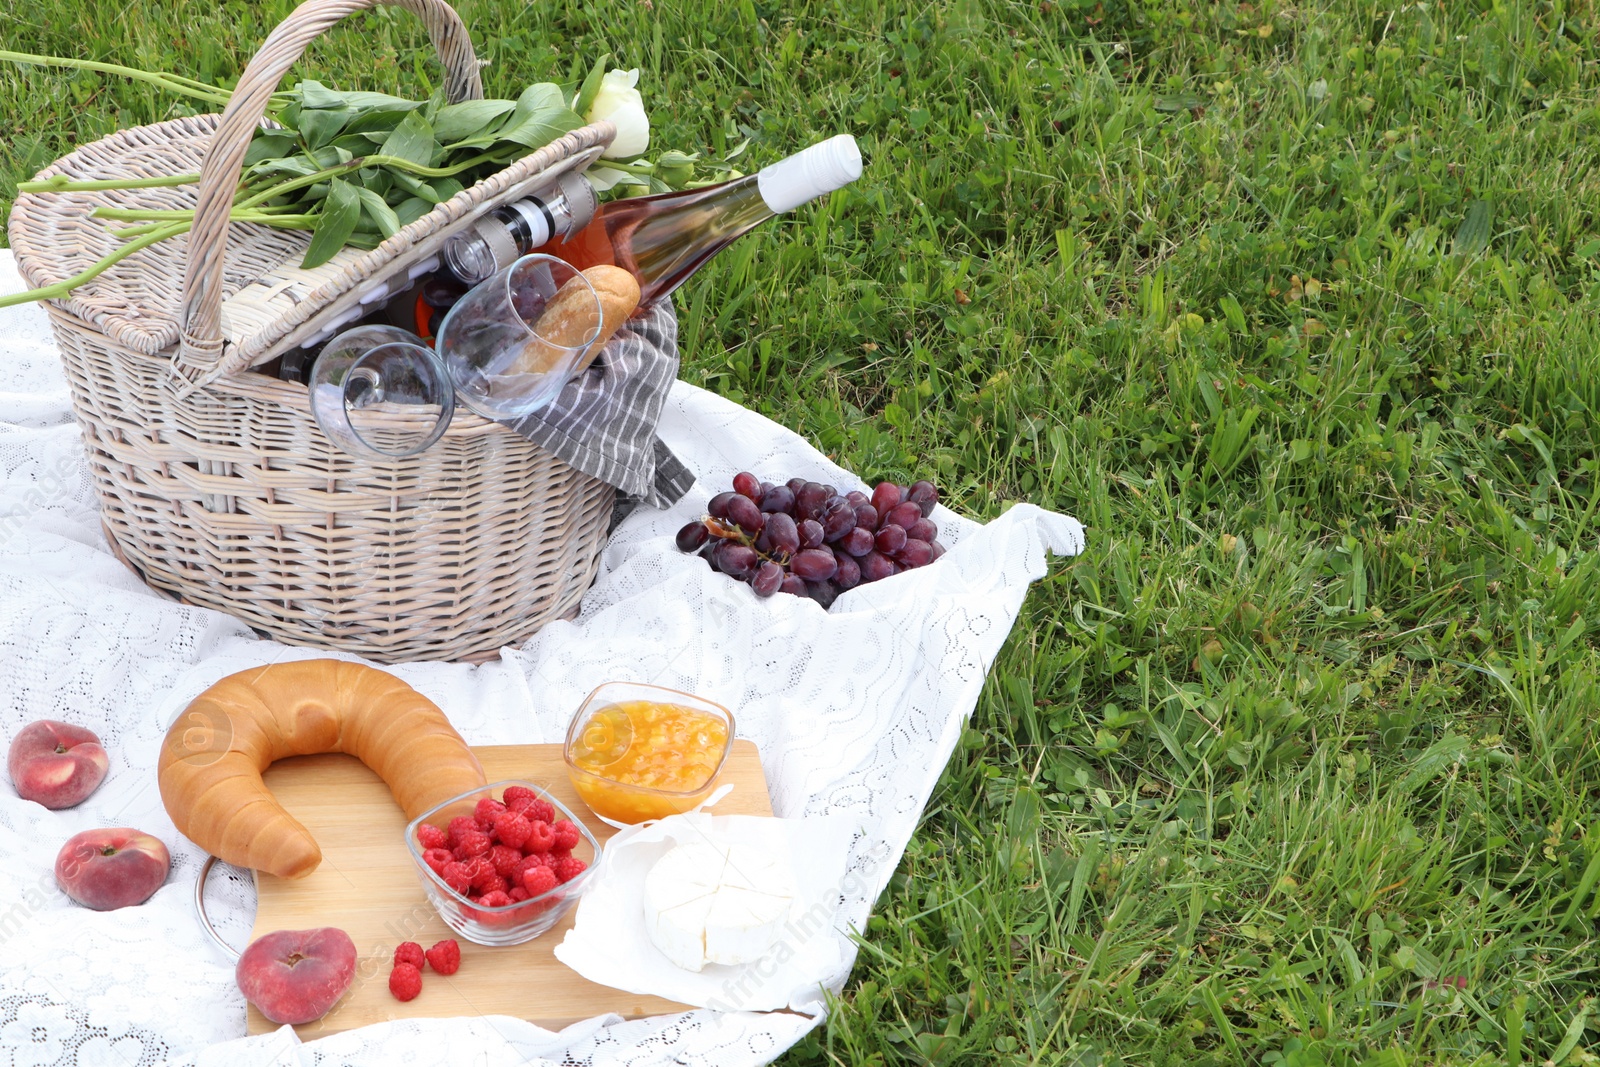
[675, 521, 709, 552]
[907, 517, 937, 543]
[714, 542, 759, 580]
[760, 485, 795, 515]
[791, 548, 839, 582]
[908, 480, 938, 517]
[725, 494, 766, 534]
[845, 491, 869, 508]
[853, 504, 878, 529]
[751, 561, 783, 597]
[822, 505, 855, 543]
[876, 524, 907, 555]
[806, 580, 839, 608]
[795, 482, 830, 522]
[779, 574, 808, 596]
[859, 551, 896, 583]
[897, 539, 934, 567]
[763, 512, 800, 557]
[884, 502, 923, 530]
[839, 527, 875, 557]
[871, 482, 903, 517]
[785, 477, 807, 495]
[834, 553, 862, 590]
[732, 471, 762, 501]
[797, 519, 824, 550]
[707, 492, 736, 520]
[931, 541, 946, 560]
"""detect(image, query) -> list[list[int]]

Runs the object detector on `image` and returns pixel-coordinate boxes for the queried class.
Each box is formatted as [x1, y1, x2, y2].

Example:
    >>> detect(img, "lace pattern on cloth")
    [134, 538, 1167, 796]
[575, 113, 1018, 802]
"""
[0, 251, 1083, 1066]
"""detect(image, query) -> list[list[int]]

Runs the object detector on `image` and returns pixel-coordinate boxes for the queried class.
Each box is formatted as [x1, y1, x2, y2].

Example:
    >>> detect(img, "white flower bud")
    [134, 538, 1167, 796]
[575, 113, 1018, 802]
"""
[586, 69, 651, 161]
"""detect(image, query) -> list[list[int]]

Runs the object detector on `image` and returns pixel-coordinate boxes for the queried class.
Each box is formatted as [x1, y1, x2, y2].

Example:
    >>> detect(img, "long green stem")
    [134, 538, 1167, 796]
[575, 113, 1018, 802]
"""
[93, 203, 304, 221]
[110, 212, 318, 238]
[0, 221, 191, 310]
[593, 159, 656, 176]
[0, 49, 233, 108]
[234, 151, 501, 211]
[0, 48, 295, 114]
[18, 172, 203, 193]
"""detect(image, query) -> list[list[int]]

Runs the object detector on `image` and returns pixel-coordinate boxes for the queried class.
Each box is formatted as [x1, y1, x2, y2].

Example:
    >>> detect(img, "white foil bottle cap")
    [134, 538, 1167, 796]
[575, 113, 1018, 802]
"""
[757, 134, 863, 214]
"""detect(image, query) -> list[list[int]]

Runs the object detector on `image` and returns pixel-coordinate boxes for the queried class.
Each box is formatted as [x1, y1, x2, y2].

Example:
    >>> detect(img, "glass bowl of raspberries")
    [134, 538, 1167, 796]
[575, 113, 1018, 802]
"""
[405, 780, 601, 947]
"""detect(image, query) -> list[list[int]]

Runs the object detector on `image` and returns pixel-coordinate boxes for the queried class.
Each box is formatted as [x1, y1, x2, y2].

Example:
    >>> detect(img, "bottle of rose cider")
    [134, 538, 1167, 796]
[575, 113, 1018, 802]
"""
[537, 134, 861, 310]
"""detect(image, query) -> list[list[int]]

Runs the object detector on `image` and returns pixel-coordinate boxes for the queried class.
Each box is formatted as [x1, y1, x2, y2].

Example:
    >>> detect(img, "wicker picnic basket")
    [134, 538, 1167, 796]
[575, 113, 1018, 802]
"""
[7, 0, 624, 663]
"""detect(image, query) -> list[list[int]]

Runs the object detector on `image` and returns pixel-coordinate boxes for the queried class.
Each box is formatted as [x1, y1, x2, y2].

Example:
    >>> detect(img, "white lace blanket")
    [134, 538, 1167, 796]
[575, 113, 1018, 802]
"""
[0, 250, 1083, 1066]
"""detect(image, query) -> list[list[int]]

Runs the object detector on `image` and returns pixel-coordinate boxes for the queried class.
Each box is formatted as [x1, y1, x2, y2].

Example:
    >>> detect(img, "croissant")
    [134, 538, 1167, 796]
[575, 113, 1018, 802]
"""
[157, 660, 486, 879]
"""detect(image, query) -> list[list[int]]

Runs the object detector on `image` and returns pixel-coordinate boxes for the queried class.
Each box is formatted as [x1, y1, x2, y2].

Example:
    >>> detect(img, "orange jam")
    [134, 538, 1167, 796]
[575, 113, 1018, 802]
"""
[566, 700, 729, 823]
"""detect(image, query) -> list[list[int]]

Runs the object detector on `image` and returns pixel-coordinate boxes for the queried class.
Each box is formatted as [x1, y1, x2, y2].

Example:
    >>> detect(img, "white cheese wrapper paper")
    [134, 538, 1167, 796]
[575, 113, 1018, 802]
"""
[554, 812, 861, 1013]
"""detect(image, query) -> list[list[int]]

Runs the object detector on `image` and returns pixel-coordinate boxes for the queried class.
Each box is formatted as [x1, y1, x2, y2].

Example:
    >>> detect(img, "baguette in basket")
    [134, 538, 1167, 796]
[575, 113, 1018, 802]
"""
[513, 265, 641, 377]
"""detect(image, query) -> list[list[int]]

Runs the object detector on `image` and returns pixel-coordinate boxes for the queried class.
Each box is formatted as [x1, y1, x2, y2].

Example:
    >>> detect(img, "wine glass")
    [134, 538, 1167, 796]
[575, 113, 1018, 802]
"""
[434, 253, 603, 420]
[308, 325, 455, 460]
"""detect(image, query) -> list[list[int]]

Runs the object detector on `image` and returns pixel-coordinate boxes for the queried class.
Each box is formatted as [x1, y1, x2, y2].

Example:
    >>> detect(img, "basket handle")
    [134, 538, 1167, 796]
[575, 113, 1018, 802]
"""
[174, 0, 483, 379]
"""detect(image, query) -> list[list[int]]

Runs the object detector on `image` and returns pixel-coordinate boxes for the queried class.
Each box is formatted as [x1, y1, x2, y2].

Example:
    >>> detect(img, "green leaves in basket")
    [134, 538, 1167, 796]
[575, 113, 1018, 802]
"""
[378, 110, 438, 169]
[301, 177, 361, 269]
[353, 186, 401, 240]
[433, 99, 516, 146]
[495, 83, 584, 149]
[257, 79, 584, 268]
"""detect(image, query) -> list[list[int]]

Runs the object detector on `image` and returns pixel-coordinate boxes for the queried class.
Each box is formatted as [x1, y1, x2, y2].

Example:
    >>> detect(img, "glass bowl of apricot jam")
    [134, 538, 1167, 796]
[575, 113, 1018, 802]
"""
[562, 682, 735, 825]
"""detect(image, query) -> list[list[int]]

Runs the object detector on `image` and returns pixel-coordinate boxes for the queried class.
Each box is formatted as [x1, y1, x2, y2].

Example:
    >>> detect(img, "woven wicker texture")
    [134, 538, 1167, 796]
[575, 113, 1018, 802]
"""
[7, 0, 622, 663]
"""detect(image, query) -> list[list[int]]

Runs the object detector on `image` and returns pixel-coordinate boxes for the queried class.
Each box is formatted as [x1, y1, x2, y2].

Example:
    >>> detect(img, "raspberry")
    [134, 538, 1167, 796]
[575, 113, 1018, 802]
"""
[551, 819, 580, 851]
[489, 844, 523, 881]
[422, 847, 454, 874]
[516, 852, 552, 883]
[552, 855, 588, 884]
[440, 861, 472, 894]
[394, 941, 425, 969]
[446, 816, 478, 849]
[474, 797, 507, 830]
[480, 873, 509, 896]
[424, 939, 460, 975]
[502, 785, 537, 812]
[493, 810, 532, 850]
[479, 889, 514, 908]
[463, 855, 497, 891]
[389, 962, 422, 1002]
[416, 823, 448, 850]
[508, 886, 530, 902]
[548, 847, 572, 866]
[522, 819, 555, 853]
[521, 864, 558, 897]
[452, 828, 491, 860]
[526, 798, 556, 824]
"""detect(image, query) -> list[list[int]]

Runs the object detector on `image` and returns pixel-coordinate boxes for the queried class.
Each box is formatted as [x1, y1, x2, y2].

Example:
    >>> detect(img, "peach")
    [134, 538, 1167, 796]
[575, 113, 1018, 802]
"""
[8, 720, 109, 809]
[236, 928, 358, 1025]
[54, 828, 170, 910]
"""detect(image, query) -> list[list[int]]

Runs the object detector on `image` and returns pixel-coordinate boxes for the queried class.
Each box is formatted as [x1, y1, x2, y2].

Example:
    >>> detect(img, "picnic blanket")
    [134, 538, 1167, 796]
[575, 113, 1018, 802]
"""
[0, 249, 1084, 1067]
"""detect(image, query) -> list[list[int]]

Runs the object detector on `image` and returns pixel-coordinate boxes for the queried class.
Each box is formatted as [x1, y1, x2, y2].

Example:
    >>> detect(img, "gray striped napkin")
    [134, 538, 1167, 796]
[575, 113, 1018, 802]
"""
[501, 298, 695, 520]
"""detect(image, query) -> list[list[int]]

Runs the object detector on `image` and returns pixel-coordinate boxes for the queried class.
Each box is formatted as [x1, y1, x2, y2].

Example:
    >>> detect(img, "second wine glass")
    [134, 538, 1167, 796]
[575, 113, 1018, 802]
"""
[434, 254, 604, 421]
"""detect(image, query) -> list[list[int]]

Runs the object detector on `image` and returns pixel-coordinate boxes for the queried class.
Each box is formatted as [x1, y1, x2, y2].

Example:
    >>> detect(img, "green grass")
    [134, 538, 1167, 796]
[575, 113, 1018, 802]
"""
[6, 1, 1600, 1063]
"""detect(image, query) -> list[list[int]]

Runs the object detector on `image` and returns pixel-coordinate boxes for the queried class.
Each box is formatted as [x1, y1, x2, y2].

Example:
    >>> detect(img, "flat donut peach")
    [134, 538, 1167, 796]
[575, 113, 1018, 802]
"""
[157, 660, 486, 879]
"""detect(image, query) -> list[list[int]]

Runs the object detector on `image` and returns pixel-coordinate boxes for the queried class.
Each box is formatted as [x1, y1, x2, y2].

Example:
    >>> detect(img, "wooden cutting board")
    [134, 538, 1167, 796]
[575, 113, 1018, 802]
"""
[247, 741, 771, 1036]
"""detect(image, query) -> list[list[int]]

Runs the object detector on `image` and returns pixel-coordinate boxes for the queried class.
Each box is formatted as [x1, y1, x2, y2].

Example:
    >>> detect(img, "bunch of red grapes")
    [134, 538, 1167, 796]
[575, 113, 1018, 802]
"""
[676, 473, 946, 607]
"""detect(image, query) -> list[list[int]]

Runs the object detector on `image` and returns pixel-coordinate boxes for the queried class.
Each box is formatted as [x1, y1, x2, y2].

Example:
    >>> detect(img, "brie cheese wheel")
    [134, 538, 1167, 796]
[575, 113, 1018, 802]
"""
[642, 839, 797, 971]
